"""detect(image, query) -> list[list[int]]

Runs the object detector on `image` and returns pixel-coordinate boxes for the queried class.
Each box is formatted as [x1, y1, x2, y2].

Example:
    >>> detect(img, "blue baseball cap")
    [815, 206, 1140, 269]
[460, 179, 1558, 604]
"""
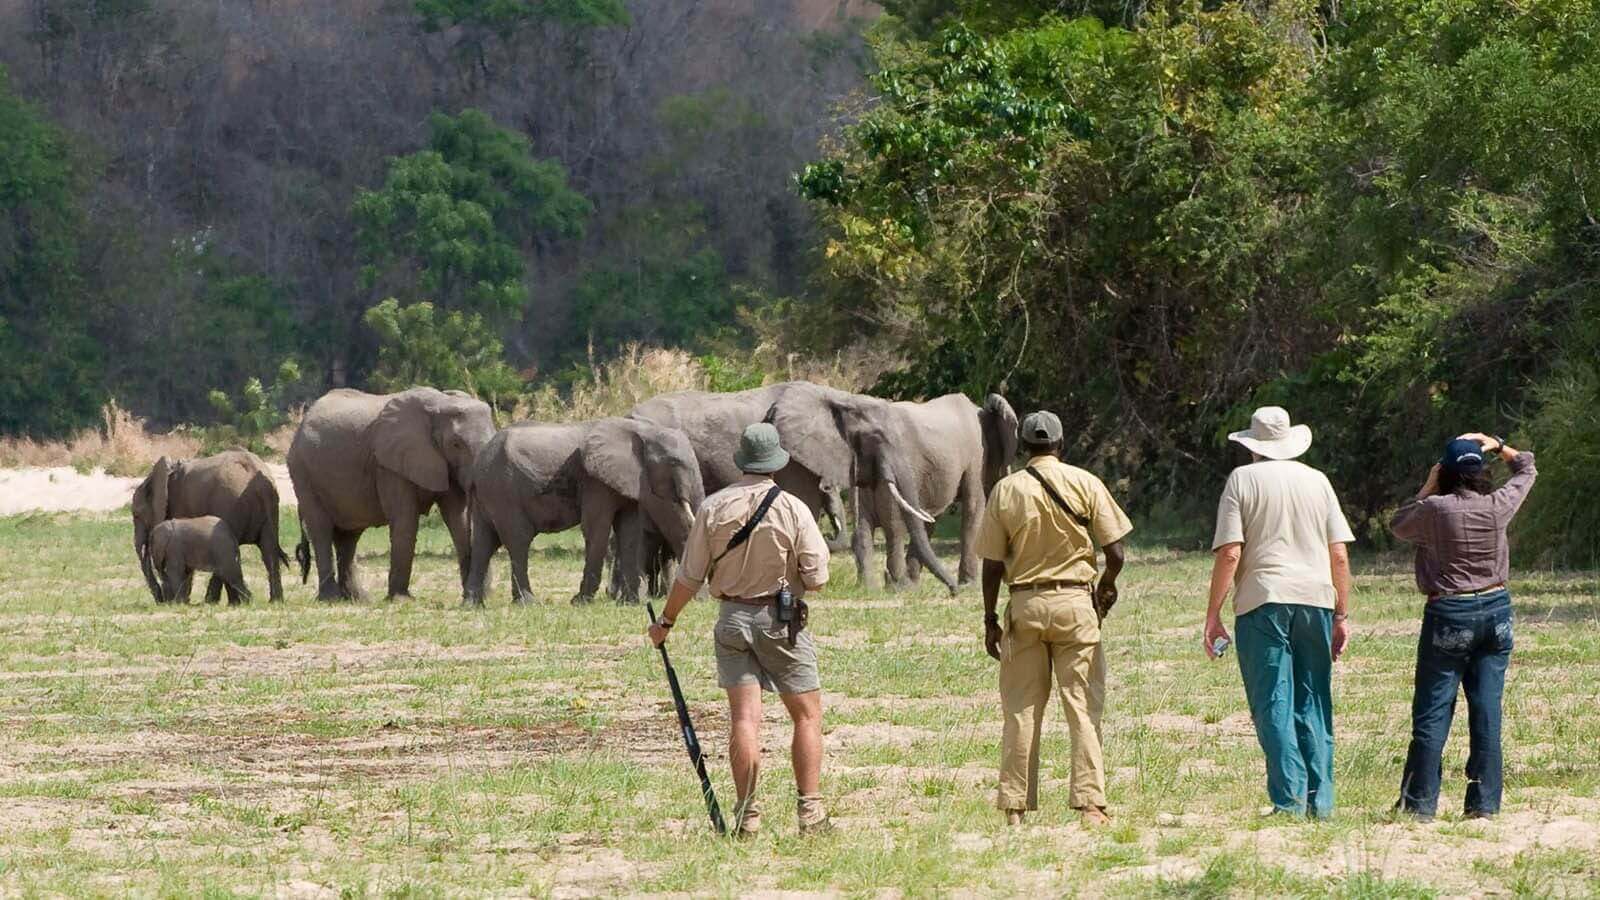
[1440, 438, 1486, 474]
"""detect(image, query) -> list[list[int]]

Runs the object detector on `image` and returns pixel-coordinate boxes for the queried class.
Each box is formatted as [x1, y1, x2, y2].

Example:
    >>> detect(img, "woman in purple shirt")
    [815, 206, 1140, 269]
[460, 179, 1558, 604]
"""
[1390, 433, 1536, 820]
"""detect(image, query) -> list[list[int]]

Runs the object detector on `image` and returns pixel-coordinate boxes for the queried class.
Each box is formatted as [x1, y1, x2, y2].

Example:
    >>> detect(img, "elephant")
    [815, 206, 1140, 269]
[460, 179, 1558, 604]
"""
[766, 384, 1018, 592]
[628, 382, 849, 538]
[287, 387, 495, 601]
[148, 516, 252, 605]
[463, 418, 705, 606]
[132, 450, 286, 604]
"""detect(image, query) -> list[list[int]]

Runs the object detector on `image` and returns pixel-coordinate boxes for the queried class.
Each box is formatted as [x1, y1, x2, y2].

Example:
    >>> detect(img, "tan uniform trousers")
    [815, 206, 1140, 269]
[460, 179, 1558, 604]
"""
[997, 585, 1107, 811]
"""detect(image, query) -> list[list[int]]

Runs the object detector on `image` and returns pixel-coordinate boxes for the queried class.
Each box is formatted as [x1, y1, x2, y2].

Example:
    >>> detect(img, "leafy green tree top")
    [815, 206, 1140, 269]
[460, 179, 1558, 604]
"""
[354, 108, 590, 320]
[363, 298, 523, 409]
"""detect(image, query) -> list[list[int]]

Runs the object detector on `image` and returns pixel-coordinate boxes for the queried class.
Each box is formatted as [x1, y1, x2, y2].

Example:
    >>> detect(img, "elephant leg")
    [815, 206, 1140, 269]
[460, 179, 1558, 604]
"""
[852, 484, 877, 591]
[302, 501, 342, 602]
[611, 506, 643, 605]
[956, 470, 984, 586]
[204, 575, 224, 605]
[507, 532, 536, 606]
[884, 519, 910, 586]
[333, 528, 365, 602]
[437, 491, 472, 593]
[824, 488, 850, 553]
[259, 531, 284, 603]
[385, 515, 420, 601]
[464, 506, 500, 607]
[180, 571, 195, 603]
[164, 560, 189, 605]
[574, 491, 617, 604]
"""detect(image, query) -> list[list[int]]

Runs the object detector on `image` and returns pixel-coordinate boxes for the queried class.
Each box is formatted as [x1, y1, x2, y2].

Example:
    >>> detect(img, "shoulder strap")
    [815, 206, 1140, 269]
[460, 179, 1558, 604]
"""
[1025, 465, 1090, 529]
[714, 485, 783, 565]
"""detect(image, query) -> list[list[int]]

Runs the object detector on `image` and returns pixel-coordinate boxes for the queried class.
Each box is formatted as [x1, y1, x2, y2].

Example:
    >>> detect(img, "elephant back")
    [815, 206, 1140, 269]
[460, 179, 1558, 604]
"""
[166, 450, 278, 546]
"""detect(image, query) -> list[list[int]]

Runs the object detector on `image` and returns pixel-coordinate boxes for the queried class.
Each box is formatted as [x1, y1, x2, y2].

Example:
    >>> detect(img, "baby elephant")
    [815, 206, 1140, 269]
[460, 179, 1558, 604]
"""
[148, 516, 253, 605]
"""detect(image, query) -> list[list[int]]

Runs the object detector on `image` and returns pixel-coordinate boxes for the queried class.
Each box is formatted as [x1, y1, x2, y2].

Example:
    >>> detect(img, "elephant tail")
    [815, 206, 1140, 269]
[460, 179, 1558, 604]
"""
[294, 525, 311, 585]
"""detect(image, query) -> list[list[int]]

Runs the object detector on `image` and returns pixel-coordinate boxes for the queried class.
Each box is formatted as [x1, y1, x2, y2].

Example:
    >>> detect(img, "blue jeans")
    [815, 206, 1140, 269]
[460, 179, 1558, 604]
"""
[1236, 603, 1335, 817]
[1399, 590, 1512, 818]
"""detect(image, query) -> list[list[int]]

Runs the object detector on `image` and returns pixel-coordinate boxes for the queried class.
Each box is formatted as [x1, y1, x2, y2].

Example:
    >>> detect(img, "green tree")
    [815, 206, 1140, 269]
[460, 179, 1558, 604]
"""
[204, 359, 304, 456]
[0, 64, 104, 437]
[353, 109, 591, 321]
[363, 298, 523, 407]
[801, 9, 1325, 506]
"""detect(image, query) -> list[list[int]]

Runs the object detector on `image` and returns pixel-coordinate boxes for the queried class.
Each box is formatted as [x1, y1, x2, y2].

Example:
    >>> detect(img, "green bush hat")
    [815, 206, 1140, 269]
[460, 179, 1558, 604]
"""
[1020, 410, 1064, 444]
[735, 422, 790, 474]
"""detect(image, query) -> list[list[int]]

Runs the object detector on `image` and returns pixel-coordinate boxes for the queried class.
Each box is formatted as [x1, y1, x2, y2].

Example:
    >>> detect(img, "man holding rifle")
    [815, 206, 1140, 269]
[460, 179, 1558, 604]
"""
[647, 423, 833, 838]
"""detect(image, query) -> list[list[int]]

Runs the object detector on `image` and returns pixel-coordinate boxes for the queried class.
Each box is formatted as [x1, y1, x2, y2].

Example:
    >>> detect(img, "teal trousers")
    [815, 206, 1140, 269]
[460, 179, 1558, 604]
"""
[1235, 603, 1335, 817]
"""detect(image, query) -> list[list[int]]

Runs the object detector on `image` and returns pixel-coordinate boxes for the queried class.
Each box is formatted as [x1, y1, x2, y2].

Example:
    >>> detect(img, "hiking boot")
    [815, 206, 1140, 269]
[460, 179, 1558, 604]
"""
[797, 794, 832, 835]
[733, 798, 762, 839]
[1005, 810, 1026, 827]
[1080, 806, 1112, 827]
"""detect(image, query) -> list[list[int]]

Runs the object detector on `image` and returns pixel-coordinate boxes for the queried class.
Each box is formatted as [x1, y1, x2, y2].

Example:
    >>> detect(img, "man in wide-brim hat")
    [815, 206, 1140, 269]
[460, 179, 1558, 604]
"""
[1203, 407, 1355, 818]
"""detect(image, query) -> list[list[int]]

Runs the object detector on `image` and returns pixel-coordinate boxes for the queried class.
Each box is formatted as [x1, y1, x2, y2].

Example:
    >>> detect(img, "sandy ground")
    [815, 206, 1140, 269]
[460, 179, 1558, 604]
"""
[0, 463, 297, 515]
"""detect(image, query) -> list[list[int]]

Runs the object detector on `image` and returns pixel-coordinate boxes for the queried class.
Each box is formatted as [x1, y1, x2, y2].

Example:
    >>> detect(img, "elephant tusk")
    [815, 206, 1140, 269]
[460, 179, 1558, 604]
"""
[887, 481, 936, 524]
[679, 500, 695, 526]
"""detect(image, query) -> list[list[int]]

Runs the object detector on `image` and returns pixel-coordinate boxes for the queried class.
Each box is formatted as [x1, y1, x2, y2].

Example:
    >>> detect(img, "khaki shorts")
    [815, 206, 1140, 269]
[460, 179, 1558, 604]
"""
[714, 601, 820, 694]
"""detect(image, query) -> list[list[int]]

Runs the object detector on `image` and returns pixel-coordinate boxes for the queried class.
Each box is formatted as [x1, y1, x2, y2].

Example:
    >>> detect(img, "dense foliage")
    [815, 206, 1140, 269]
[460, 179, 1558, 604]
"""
[800, 0, 1600, 559]
[0, 0, 871, 430]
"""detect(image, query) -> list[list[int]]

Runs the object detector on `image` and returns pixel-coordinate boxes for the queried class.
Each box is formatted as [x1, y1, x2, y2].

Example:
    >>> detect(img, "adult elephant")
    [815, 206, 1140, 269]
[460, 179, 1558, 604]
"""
[464, 418, 704, 606]
[767, 384, 1018, 591]
[132, 450, 286, 603]
[288, 387, 495, 601]
[628, 382, 848, 529]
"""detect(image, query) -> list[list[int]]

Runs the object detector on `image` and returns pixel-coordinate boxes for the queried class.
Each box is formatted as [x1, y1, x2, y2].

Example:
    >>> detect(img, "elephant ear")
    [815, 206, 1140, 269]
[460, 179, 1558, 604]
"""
[981, 394, 1020, 487]
[148, 456, 172, 523]
[582, 418, 645, 502]
[373, 391, 451, 493]
[767, 385, 857, 490]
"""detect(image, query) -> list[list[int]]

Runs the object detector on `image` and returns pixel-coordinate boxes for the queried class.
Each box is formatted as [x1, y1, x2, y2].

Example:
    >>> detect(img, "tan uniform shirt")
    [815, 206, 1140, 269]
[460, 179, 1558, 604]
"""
[677, 474, 830, 600]
[976, 455, 1133, 585]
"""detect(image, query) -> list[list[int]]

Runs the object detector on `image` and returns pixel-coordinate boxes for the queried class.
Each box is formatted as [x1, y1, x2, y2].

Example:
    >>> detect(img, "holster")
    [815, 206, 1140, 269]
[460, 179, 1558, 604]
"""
[774, 586, 808, 647]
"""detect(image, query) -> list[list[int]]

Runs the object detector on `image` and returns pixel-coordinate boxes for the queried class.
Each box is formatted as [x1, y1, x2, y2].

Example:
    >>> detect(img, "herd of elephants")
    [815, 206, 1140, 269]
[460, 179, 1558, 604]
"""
[131, 382, 1022, 607]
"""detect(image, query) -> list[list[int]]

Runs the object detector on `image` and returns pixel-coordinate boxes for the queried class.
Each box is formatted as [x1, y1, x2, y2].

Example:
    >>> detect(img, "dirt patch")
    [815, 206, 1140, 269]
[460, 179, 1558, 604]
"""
[0, 463, 296, 515]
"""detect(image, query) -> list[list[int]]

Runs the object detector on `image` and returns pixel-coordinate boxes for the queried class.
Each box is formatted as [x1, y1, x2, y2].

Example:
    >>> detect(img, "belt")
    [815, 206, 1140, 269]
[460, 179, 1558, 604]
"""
[719, 593, 778, 607]
[1008, 579, 1091, 595]
[1429, 583, 1507, 602]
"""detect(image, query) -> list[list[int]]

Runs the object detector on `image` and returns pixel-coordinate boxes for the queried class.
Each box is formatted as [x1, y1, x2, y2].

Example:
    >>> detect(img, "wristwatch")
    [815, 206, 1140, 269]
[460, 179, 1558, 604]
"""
[657, 616, 674, 630]
[1486, 436, 1506, 455]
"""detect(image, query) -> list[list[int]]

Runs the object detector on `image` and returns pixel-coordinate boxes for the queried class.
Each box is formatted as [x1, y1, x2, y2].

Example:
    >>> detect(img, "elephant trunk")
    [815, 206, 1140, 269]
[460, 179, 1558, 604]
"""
[880, 469, 956, 596]
[134, 525, 162, 602]
[903, 503, 958, 596]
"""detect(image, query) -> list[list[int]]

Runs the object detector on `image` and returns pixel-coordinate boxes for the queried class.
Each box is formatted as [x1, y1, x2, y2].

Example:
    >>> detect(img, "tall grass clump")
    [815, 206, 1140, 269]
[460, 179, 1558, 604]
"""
[0, 402, 201, 476]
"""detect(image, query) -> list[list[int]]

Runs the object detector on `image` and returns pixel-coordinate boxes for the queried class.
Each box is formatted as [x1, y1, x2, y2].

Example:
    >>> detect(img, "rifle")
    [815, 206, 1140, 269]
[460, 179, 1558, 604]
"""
[647, 603, 727, 835]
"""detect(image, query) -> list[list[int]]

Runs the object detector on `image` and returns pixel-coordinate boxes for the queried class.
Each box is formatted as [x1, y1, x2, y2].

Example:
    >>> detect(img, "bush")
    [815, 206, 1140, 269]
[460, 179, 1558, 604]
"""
[1516, 357, 1600, 568]
[202, 360, 303, 457]
[363, 298, 524, 410]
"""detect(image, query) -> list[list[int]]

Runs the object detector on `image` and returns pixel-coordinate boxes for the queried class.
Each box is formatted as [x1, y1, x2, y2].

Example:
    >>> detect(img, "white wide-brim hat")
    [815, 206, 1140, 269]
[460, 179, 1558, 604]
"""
[1229, 406, 1312, 460]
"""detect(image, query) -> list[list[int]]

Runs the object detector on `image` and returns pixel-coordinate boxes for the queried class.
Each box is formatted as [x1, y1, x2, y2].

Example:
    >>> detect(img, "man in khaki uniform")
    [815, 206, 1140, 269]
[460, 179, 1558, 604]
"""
[976, 411, 1132, 826]
[648, 423, 832, 836]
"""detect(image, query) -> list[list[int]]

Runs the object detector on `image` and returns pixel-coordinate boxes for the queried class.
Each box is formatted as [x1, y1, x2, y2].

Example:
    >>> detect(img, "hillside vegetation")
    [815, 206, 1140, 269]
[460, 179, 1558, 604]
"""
[2, 0, 1598, 560]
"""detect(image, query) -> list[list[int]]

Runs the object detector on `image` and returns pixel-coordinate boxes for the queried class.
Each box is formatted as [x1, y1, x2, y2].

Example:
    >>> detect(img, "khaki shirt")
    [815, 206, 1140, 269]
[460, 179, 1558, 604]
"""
[677, 475, 830, 600]
[976, 455, 1133, 586]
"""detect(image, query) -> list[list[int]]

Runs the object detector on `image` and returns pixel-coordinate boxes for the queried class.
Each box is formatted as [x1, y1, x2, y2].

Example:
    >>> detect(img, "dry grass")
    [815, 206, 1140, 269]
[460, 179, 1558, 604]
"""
[0, 402, 300, 476]
[518, 342, 901, 423]
[0, 402, 202, 477]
